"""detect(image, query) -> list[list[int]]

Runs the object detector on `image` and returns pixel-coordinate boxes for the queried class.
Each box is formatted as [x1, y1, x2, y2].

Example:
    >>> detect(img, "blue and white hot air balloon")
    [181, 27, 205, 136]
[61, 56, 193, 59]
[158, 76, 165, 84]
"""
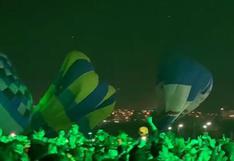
[155, 55, 213, 130]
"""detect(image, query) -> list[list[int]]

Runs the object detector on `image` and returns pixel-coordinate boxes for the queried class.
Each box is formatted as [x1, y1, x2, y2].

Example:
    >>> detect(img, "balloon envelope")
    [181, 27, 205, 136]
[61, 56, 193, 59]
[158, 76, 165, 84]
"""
[155, 55, 213, 130]
[0, 53, 33, 134]
[31, 51, 116, 133]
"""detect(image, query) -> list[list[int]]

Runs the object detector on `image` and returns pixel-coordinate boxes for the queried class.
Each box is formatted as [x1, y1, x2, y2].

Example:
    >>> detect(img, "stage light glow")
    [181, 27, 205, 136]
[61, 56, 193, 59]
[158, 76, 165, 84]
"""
[10, 132, 16, 137]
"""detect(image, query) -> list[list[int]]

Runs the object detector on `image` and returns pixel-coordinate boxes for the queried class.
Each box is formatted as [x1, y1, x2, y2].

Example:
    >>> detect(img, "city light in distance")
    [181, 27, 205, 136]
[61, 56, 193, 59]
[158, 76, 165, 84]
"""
[203, 125, 207, 129]
[114, 120, 119, 123]
[168, 126, 172, 130]
[206, 122, 212, 126]
[178, 124, 184, 128]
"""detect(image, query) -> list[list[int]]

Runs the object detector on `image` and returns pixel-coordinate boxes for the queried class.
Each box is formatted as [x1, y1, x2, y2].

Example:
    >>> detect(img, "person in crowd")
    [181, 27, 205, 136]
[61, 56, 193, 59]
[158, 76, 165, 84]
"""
[0, 122, 232, 161]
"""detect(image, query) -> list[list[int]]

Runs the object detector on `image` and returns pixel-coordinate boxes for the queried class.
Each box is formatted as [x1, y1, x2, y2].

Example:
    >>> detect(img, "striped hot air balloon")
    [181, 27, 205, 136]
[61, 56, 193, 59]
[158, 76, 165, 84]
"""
[31, 51, 116, 133]
[155, 55, 213, 130]
[0, 53, 33, 134]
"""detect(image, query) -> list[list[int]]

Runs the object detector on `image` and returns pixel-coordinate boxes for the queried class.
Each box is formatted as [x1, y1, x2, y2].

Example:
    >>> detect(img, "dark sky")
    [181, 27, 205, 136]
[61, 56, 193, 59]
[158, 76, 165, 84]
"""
[0, 0, 234, 112]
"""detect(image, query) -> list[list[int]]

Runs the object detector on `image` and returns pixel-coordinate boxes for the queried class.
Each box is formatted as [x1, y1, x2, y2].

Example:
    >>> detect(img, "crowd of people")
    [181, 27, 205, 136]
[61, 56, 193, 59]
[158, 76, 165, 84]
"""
[0, 117, 233, 161]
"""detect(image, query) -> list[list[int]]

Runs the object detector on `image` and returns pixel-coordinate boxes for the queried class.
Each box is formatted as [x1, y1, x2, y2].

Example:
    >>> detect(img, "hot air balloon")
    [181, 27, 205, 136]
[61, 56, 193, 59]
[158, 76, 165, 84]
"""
[154, 55, 213, 130]
[31, 51, 116, 134]
[0, 53, 33, 134]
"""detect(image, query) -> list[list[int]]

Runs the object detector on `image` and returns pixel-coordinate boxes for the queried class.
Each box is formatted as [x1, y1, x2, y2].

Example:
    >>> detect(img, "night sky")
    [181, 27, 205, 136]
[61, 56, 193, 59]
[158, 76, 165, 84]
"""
[0, 0, 234, 112]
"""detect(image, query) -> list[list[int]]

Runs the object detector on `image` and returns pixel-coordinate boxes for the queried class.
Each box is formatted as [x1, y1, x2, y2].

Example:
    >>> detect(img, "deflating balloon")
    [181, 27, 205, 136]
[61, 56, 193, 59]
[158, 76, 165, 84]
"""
[0, 53, 33, 134]
[155, 55, 213, 130]
[31, 51, 116, 133]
